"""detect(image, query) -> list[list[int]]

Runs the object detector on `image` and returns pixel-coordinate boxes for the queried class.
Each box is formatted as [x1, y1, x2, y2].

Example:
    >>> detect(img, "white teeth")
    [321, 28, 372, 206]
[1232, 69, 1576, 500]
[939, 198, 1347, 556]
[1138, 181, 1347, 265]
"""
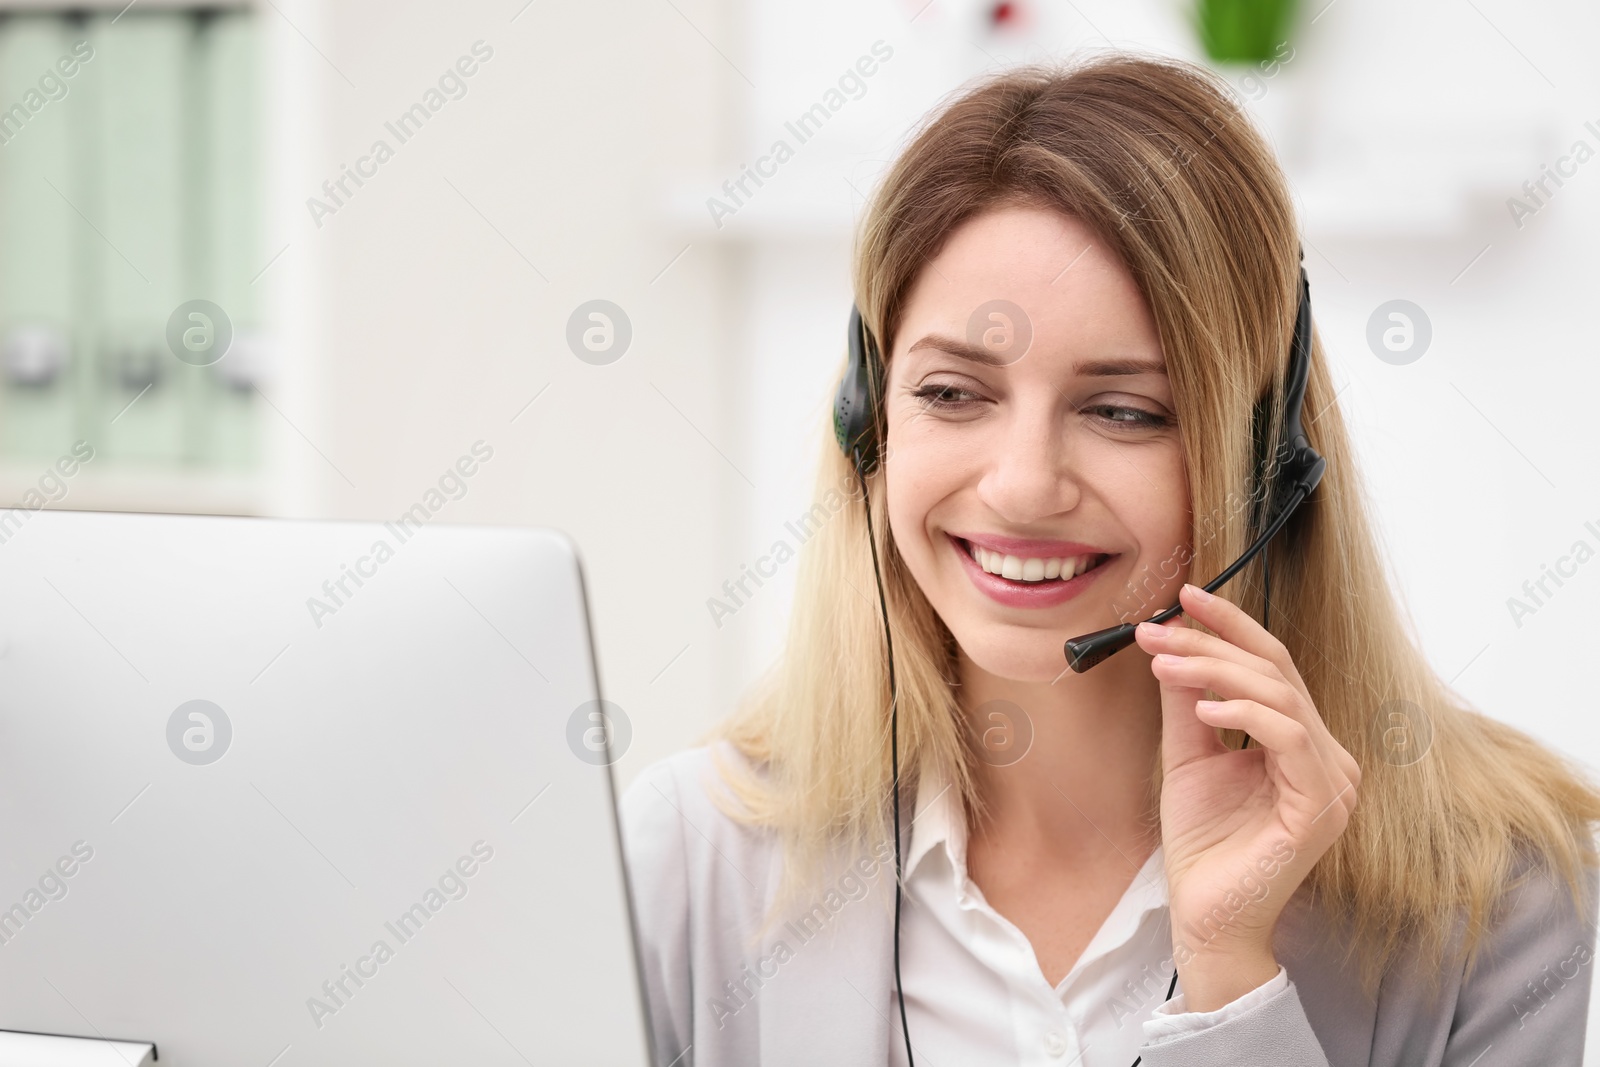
[965, 542, 1102, 583]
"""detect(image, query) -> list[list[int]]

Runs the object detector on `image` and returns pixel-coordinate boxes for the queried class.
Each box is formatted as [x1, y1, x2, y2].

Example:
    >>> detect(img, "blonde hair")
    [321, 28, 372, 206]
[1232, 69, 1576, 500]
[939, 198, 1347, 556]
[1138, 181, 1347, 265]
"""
[709, 51, 1600, 997]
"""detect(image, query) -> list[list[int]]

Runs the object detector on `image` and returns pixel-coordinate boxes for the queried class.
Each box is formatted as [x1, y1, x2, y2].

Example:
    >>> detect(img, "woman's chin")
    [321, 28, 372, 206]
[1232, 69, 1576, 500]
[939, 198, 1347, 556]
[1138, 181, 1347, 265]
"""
[953, 631, 1076, 685]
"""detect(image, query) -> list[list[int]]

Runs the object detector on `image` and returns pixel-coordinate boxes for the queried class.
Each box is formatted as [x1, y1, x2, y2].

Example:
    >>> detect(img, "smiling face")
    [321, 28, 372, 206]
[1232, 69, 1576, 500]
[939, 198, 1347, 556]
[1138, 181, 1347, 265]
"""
[883, 202, 1192, 683]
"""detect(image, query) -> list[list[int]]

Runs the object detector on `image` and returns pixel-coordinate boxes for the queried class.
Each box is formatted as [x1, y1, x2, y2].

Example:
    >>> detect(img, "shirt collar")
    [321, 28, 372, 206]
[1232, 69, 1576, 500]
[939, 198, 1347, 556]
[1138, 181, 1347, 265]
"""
[905, 762, 962, 882]
[905, 762, 1169, 916]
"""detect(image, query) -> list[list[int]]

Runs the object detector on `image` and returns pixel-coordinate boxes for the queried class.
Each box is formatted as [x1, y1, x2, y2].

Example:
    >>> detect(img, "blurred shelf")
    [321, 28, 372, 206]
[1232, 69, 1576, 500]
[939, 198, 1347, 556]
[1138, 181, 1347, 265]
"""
[0, 460, 266, 516]
[0, 1, 250, 9]
[665, 150, 1556, 246]
[661, 172, 861, 243]
[662, 106, 1563, 245]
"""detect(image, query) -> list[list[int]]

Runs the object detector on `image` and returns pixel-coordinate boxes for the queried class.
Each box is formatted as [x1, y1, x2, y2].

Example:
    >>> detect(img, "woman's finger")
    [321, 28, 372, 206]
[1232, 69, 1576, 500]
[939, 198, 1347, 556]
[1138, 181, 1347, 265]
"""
[1154, 658, 1233, 772]
[1136, 621, 1293, 706]
[1175, 583, 1308, 692]
[1147, 588, 1351, 770]
[1192, 698, 1352, 831]
[1149, 652, 1304, 724]
[1149, 651, 1347, 770]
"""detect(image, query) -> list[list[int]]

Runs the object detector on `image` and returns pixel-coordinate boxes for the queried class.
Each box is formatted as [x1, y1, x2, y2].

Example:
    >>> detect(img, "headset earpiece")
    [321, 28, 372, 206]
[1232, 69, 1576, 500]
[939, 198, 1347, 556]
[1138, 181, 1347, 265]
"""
[1268, 260, 1326, 518]
[1250, 258, 1323, 544]
[835, 305, 882, 475]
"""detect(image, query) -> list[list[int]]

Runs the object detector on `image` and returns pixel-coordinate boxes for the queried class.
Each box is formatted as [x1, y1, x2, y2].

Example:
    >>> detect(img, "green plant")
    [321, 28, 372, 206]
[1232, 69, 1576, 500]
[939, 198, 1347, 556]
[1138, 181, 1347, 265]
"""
[1196, 0, 1298, 62]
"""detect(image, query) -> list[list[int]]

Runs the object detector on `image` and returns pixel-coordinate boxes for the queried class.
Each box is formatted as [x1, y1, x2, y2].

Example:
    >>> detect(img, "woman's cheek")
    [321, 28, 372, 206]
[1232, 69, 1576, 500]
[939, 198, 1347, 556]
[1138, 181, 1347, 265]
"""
[1127, 468, 1193, 599]
[885, 471, 938, 571]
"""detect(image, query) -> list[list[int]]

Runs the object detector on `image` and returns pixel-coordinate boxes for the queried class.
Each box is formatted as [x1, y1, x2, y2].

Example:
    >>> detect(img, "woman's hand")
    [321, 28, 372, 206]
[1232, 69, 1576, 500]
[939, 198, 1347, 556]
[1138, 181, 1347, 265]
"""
[1132, 581, 1361, 1011]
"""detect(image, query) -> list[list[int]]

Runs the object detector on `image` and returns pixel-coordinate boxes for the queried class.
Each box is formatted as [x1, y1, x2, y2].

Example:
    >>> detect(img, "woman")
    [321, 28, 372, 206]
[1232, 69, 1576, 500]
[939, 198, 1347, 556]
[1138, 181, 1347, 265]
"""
[620, 52, 1600, 1066]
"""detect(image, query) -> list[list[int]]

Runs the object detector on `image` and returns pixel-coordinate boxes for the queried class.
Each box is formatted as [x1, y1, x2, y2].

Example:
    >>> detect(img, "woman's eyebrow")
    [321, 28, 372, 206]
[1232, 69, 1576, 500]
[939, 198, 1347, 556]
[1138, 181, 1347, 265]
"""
[905, 334, 1166, 377]
[1075, 356, 1167, 378]
[906, 333, 1009, 367]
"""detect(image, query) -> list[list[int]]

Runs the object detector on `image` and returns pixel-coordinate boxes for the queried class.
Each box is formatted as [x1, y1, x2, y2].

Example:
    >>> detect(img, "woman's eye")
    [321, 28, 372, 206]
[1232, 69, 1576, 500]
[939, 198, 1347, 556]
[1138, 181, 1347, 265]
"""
[911, 383, 980, 410]
[908, 387, 1170, 428]
[1083, 403, 1171, 430]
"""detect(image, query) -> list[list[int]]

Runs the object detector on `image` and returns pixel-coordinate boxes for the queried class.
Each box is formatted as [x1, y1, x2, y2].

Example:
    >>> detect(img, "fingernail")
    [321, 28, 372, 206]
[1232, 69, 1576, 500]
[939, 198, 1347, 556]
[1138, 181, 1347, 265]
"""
[1184, 583, 1214, 602]
[1138, 621, 1165, 638]
[1154, 653, 1182, 666]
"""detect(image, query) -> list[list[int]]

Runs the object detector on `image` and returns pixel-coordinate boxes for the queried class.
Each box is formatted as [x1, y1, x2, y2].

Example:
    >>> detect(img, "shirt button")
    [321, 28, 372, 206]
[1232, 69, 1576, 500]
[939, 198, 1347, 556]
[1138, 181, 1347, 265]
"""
[1044, 1030, 1066, 1057]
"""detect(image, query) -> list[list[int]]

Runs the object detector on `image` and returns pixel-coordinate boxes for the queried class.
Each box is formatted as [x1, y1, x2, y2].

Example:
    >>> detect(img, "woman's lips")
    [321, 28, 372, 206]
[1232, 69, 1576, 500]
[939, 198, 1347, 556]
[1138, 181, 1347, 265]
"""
[947, 534, 1115, 609]
[953, 532, 1111, 558]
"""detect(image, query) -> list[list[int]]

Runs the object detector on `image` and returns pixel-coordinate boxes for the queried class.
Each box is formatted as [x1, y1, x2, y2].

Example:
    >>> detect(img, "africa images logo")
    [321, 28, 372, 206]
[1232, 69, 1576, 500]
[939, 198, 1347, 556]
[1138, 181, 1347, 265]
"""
[166, 700, 232, 766]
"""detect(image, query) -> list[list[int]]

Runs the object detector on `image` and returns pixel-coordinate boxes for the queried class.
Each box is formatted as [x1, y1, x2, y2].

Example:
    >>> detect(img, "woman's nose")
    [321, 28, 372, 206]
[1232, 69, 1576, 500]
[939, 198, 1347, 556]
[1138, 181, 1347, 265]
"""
[974, 411, 1080, 525]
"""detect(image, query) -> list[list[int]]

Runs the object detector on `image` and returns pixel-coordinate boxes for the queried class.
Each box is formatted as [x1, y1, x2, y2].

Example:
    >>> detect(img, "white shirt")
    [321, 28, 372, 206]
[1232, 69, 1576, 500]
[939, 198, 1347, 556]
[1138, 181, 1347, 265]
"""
[889, 765, 1288, 1067]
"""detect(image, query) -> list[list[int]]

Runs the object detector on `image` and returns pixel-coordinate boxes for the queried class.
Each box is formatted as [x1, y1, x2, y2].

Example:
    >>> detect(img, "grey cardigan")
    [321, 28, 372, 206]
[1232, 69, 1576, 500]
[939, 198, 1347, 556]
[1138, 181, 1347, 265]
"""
[617, 742, 1600, 1067]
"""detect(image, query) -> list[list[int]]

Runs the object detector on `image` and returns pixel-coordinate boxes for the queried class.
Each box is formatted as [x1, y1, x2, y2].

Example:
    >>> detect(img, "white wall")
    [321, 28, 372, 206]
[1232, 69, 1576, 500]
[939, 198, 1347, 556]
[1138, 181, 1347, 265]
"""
[262, 0, 744, 786]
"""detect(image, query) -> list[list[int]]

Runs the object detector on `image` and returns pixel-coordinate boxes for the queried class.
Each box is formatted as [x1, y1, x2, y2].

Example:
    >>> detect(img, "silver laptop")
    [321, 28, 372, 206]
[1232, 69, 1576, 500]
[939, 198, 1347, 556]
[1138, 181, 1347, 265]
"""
[0, 509, 654, 1066]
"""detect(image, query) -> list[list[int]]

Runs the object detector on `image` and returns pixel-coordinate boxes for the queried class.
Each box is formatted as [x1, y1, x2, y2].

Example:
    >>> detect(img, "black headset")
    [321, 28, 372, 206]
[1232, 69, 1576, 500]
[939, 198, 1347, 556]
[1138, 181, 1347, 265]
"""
[834, 248, 1326, 1067]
